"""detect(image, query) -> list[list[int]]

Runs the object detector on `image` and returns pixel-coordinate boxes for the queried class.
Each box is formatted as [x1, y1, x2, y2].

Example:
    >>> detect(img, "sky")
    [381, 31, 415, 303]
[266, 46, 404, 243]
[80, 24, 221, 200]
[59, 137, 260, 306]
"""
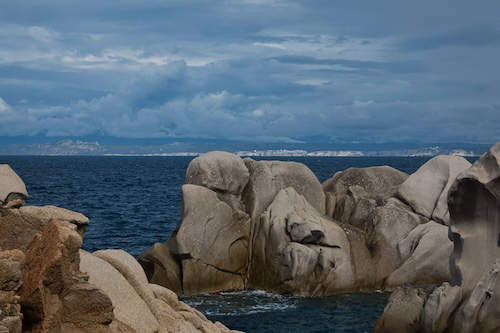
[0, 0, 499, 144]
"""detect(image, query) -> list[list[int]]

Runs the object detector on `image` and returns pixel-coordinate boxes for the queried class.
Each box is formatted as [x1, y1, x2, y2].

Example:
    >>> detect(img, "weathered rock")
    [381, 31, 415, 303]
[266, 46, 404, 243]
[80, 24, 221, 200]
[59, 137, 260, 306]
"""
[248, 187, 354, 295]
[323, 166, 408, 225]
[422, 282, 462, 333]
[243, 158, 326, 218]
[79, 250, 160, 333]
[20, 220, 114, 333]
[19, 205, 90, 237]
[374, 286, 430, 333]
[0, 206, 89, 252]
[148, 283, 235, 333]
[385, 221, 452, 288]
[450, 259, 500, 333]
[0, 165, 28, 208]
[176, 184, 249, 295]
[0, 250, 24, 333]
[397, 155, 471, 224]
[368, 198, 428, 284]
[138, 242, 182, 295]
[448, 143, 500, 294]
[186, 151, 249, 212]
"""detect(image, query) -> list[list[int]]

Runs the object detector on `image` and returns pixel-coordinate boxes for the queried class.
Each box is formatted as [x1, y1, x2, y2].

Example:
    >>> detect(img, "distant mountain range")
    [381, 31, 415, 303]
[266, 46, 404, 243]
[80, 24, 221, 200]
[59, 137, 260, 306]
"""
[0, 139, 491, 157]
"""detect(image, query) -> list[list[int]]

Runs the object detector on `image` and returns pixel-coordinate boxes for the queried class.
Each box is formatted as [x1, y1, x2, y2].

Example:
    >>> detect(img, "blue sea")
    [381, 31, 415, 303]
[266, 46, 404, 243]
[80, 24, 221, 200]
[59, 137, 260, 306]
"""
[1, 155, 475, 332]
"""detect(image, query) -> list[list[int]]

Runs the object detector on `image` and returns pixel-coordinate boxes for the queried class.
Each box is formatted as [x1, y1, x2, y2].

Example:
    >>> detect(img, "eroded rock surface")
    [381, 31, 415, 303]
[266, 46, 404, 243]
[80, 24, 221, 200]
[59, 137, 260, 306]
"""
[244, 158, 326, 218]
[376, 142, 500, 333]
[397, 155, 471, 224]
[0, 165, 28, 209]
[248, 187, 354, 295]
[20, 220, 114, 333]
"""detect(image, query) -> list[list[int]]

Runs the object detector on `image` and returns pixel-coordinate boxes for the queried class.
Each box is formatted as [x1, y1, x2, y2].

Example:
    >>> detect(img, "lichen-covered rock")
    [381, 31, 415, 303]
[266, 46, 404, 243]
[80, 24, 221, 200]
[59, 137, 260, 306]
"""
[0, 165, 28, 208]
[248, 187, 354, 295]
[385, 221, 452, 288]
[243, 158, 326, 218]
[397, 155, 471, 224]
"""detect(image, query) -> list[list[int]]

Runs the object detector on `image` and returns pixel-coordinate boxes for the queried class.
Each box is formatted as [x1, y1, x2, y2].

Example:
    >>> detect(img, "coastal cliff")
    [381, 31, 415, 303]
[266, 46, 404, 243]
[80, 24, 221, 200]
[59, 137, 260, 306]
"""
[0, 166, 236, 332]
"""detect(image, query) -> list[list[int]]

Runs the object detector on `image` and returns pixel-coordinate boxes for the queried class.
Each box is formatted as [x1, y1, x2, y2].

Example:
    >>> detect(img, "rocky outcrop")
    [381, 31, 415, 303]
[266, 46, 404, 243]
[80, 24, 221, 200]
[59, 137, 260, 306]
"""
[0, 164, 233, 333]
[244, 158, 326, 217]
[376, 142, 500, 332]
[142, 151, 467, 296]
[138, 242, 182, 294]
[397, 155, 471, 225]
[384, 221, 452, 288]
[81, 249, 235, 333]
[0, 205, 90, 252]
[175, 184, 249, 295]
[19, 205, 90, 237]
[323, 166, 408, 225]
[0, 165, 28, 209]
[19, 220, 114, 332]
[0, 250, 24, 333]
[248, 187, 354, 295]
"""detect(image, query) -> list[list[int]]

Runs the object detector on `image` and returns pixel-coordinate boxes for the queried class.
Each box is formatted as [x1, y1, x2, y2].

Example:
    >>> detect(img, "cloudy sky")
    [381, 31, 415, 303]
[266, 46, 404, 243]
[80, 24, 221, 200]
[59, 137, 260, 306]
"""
[1, 0, 499, 144]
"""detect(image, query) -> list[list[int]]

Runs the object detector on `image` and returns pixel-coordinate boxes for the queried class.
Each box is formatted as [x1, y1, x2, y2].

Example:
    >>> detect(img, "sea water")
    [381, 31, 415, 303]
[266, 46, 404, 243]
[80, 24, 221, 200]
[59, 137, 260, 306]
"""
[1, 155, 476, 332]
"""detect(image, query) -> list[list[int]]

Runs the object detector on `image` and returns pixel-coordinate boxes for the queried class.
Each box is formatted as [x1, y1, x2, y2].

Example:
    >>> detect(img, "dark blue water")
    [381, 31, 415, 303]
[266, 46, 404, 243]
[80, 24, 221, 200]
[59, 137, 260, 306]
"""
[0, 155, 476, 332]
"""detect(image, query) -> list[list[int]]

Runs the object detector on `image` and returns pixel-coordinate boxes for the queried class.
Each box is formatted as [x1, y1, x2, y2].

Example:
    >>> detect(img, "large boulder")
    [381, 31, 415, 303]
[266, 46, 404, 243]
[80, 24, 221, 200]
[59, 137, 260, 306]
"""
[397, 155, 471, 224]
[374, 286, 430, 333]
[385, 221, 452, 288]
[323, 166, 408, 225]
[450, 259, 500, 333]
[19, 205, 90, 237]
[376, 142, 500, 332]
[175, 184, 249, 295]
[19, 220, 114, 333]
[448, 143, 500, 294]
[0, 165, 28, 208]
[186, 151, 250, 211]
[0, 206, 90, 252]
[248, 187, 355, 295]
[367, 198, 428, 284]
[243, 158, 326, 218]
[138, 242, 182, 294]
[80, 250, 160, 333]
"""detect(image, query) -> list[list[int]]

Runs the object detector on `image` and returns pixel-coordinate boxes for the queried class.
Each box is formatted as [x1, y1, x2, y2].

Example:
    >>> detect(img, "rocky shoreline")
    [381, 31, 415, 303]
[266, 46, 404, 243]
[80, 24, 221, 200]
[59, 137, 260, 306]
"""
[1, 143, 499, 332]
[0, 166, 237, 332]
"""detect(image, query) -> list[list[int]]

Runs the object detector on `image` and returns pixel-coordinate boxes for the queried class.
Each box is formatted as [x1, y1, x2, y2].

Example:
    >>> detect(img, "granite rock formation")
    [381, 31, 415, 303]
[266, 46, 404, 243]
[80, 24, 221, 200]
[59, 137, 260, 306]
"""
[142, 151, 468, 296]
[375, 142, 500, 333]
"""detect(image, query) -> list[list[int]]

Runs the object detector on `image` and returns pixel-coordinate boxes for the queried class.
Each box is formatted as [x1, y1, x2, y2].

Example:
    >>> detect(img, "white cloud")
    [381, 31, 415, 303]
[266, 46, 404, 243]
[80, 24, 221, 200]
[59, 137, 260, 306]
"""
[0, 98, 10, 113]
[253, 42, 287, 50]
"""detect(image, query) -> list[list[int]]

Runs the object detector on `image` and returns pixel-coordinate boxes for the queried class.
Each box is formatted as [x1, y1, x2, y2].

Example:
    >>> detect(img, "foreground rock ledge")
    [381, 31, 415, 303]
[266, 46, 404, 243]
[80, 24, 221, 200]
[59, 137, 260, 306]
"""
[0, 164, 235, 333]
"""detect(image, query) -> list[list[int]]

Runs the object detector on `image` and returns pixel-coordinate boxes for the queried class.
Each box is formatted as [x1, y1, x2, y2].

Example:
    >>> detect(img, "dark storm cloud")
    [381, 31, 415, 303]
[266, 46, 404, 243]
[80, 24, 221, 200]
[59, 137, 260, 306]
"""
[0, 0, 499, 143]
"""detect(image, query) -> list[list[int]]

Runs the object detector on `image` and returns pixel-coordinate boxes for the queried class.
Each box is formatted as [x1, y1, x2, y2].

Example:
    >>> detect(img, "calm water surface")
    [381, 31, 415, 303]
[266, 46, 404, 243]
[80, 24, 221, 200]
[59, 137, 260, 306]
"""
[1, 155, 474, 332]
